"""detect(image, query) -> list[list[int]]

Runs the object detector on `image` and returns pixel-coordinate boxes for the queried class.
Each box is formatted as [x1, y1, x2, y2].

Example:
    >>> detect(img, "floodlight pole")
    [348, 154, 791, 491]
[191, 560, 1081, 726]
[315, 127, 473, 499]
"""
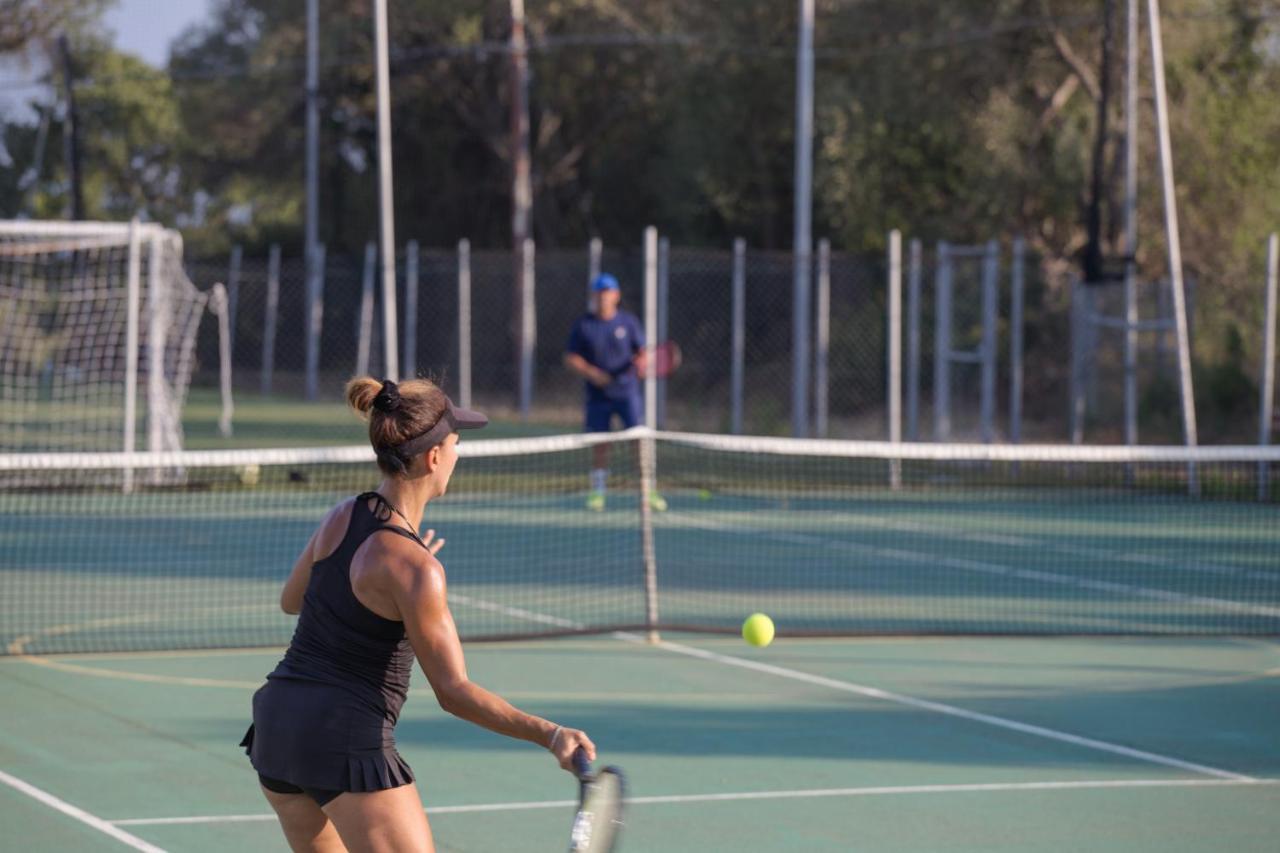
[373, 0, 399, 380]
[304, 0, 321, 397]
[511, 0, 534, 414]
[1123, 0, 1139, 449]
[791, 0, 815, 437]
[1147, 0, 1197, 492]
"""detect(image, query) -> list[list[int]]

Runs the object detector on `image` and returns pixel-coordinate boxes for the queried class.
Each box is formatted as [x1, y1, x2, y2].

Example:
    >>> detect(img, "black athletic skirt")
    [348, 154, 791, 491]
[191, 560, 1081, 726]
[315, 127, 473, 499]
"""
[241, 678, 414, 794]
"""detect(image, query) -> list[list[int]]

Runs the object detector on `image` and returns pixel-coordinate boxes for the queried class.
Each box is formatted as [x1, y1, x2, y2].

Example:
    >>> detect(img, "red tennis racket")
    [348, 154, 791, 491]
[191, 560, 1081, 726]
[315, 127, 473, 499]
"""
[634, 341, 682, 380]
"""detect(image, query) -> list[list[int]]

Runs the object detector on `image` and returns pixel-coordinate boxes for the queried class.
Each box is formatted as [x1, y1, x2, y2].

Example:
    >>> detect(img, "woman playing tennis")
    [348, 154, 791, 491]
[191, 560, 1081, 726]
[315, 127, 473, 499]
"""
[241, 377, 594, 852]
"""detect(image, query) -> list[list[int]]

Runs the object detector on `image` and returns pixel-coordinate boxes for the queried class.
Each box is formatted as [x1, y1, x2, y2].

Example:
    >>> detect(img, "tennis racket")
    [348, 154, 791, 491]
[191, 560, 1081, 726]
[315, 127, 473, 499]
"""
[634, 340, 682, 379]
[568, 748, 626, 853]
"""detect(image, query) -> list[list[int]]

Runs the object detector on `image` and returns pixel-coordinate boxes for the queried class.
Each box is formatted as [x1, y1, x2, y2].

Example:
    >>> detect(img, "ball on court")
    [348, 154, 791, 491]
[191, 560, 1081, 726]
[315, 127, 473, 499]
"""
[742, 613, 775, 648]
[237, 463, 261, 486]
[697, 488, 712, 501]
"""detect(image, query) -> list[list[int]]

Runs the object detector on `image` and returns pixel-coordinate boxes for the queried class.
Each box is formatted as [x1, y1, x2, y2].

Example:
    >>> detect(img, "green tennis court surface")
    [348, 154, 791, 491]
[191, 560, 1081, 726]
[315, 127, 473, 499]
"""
[2, 636, 1277, 852]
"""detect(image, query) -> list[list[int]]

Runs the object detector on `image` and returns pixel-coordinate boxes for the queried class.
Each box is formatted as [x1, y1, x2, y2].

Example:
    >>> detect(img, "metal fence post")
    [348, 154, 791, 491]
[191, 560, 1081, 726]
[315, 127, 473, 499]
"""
[731, 238, 746, 435]
[980, 240, 999, 443]
[260, 244, 280, 395]
[933, 241, 951, 441]
[519, 238, 536, 421]
[657, 236, 670, 428]
[458, 239, 472, 409]
[814, 238, 830, 437]
[403, 240, 419, 379]
[226, 244, 242, 358]
[304, 243, 325, 400]
[356, 242, 376, 377]
[887, 230, 902, 487]
[906, 238, 922, 441]
[1009, 238, 1025, 444]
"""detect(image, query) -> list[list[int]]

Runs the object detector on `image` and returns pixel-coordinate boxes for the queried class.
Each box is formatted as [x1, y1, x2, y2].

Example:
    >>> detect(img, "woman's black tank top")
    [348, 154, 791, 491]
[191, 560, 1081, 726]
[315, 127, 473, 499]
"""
[266, 492, 424, 720]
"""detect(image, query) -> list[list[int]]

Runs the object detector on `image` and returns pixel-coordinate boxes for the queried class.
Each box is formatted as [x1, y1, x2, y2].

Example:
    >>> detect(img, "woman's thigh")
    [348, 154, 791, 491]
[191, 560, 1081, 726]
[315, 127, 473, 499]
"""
[260, 785, 348, 853]
[322, 783, 433, 853]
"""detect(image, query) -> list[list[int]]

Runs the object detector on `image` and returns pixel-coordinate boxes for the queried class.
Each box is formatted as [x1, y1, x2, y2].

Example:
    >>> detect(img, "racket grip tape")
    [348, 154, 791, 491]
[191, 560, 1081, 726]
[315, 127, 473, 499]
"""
[572, 747, 591, 778]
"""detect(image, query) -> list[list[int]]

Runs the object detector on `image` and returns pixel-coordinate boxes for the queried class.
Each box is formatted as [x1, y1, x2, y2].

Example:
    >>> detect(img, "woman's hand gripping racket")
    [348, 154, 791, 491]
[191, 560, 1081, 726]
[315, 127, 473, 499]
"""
[568, 747, 626, 853]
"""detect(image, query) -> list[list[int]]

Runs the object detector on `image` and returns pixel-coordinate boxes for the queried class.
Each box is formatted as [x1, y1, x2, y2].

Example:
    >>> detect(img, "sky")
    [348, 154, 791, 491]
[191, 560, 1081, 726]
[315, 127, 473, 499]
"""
[104, 0, 216, 68]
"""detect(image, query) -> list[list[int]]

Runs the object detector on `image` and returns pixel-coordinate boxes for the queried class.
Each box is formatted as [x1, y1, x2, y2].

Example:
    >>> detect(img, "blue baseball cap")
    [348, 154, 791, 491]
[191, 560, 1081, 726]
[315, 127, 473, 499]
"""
[591, 273, 620, 292]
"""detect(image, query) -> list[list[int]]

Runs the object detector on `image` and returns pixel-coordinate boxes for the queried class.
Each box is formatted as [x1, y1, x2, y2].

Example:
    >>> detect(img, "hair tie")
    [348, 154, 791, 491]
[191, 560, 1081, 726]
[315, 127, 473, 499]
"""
[373, 379, 402, 413]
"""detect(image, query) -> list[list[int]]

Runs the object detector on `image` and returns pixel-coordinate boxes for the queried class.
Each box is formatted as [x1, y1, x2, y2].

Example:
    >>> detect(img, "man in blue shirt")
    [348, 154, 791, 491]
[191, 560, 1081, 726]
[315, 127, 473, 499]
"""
[564, 273, 666, 511]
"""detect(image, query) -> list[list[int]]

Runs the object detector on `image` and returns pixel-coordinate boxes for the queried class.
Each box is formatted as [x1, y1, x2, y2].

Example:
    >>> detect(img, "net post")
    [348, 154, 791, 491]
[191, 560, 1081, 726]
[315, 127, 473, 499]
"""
[887, 230, 902, 489]
[642, 228, 660, 642]
[731, 238, 746, 435]
[932, 241, 951, 441]
[458, 239, 472, 409]
[906, 238, 922, 442]
[261, 244, 280, 395]
[639, 431, 660, 645]
[1260, 233, 1279, 501]
[403, 240, 419, 379]
[356, 242, 376, 377]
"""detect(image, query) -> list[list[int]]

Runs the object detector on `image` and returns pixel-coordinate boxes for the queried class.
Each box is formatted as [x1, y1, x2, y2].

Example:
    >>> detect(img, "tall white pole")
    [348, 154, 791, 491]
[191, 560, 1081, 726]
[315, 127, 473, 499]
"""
[511, 0, 533, 410]
[1147, 0, 1196, 454]
[1260, 233, 1278, 499]
[372, 0, 399, 379]
[641, 225, 660, 642]
[791, 0, 815, 437]
[1123, 0, 1140, 448]
[657, 236, 670, 428]
[147, 233, 167, 453]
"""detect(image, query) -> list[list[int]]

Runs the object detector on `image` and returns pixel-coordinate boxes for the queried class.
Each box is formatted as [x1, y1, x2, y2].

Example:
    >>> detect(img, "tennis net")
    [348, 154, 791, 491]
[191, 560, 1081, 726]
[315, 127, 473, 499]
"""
[2, 430, 1278, 654]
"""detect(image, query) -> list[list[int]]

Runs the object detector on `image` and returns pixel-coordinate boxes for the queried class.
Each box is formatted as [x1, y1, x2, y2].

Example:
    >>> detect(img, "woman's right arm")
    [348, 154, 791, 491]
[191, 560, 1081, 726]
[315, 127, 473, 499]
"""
[391, 550, 595, 771]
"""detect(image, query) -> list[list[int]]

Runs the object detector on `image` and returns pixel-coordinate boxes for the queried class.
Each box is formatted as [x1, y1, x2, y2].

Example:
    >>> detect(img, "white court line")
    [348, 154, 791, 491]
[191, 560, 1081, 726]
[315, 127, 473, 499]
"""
[108, 778, 1275, 827]
[0, 769, 166, 852]
[643, 637, 1256, 781]
[438, 596, 1259, 782]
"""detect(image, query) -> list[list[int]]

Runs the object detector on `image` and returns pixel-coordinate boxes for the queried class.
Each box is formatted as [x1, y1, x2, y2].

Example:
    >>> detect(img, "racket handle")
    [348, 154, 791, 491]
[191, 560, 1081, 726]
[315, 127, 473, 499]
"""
[572, 747, 591, 778]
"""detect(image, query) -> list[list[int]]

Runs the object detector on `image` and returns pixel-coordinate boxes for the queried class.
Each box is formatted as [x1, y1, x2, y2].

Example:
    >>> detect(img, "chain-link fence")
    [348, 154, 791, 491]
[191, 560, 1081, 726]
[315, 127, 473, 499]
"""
[189, 237, 1067, 440]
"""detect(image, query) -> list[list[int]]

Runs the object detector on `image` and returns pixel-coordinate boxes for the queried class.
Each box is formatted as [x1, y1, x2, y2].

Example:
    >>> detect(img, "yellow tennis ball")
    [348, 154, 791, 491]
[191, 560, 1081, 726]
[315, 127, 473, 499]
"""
[742, 613, 775, 648]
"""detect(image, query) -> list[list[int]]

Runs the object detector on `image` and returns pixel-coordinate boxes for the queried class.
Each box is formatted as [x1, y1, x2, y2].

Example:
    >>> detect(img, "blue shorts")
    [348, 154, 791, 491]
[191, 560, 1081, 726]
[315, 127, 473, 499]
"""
[585, 395, 643, 432]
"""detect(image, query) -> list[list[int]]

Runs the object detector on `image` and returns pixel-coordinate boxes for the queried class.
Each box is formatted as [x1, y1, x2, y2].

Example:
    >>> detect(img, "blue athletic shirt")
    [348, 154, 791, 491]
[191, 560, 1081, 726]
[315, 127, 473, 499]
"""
[566, 310, 645, 403]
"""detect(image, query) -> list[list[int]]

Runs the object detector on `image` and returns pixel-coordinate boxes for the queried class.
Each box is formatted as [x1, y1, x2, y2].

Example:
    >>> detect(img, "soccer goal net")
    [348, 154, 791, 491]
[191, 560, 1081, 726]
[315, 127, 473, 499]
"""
[0, 220, 214, 454]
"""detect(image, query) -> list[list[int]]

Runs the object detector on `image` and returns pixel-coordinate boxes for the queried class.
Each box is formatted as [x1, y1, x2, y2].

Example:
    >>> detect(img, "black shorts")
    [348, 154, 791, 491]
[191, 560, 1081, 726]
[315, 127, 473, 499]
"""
[258, 773, 343, 807]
